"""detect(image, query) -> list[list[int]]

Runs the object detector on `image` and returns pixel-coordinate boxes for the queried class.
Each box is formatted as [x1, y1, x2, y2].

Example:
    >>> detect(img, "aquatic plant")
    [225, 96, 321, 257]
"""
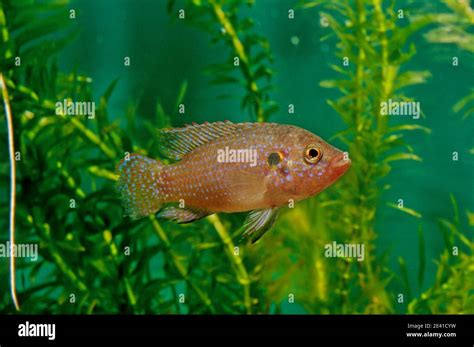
[167, 0, 278, 123]
[424, 0, 474, 120]
[407, 195, 474, 314]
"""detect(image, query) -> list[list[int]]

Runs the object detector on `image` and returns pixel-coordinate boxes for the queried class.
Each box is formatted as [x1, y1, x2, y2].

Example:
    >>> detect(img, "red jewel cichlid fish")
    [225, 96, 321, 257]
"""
[117, 121, 351, 243]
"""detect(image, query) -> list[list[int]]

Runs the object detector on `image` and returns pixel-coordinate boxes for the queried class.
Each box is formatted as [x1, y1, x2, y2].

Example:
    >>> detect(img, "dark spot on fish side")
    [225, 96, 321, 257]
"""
[268, 152, 282, 166]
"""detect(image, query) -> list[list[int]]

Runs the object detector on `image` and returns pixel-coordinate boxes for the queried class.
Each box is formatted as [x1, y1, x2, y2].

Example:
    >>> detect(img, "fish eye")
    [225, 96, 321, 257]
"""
[304, 144, 322, 164]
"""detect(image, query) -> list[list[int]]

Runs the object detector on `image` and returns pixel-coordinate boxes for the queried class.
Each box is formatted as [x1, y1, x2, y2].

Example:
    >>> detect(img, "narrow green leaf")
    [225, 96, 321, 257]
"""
[398, 257, 412, 301]
[387, 202, 422, 218]
[383, 152, 422, 163]
[173, 80, 188, 114]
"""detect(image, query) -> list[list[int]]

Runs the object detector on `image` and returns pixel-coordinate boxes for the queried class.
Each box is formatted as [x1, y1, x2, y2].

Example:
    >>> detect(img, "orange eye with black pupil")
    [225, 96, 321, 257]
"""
[304, 144, 322, 164]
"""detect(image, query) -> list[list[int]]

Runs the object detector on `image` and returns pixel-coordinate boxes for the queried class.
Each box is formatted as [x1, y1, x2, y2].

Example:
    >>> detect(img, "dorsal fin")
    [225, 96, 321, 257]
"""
[157, 121, 266, 160]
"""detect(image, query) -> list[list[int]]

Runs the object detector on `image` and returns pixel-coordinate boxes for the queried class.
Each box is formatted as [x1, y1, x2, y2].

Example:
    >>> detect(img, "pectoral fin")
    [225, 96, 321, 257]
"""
[241, 207, 281, 243]
[157, 206, 211, 223]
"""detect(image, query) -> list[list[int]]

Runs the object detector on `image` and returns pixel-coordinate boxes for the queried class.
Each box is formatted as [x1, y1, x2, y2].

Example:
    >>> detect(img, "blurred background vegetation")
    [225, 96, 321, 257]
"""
[0, 0, 473, 314]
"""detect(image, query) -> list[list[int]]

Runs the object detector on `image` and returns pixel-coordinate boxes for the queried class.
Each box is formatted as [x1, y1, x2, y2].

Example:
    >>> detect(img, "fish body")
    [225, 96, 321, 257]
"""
[117, 121, 351, 242]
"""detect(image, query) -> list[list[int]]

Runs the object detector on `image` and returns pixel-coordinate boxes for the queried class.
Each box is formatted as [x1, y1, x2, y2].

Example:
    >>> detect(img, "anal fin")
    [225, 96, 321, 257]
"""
[241, 207, 281, 243]
[157, 206, 211, 224]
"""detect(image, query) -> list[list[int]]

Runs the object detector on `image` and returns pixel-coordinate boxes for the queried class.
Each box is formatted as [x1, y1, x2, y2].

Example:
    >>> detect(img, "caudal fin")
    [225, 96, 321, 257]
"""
[116, 154, 163, 219]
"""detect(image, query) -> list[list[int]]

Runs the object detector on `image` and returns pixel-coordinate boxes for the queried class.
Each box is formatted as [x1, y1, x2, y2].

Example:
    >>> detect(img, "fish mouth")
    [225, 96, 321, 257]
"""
[330, 152, 351, 176]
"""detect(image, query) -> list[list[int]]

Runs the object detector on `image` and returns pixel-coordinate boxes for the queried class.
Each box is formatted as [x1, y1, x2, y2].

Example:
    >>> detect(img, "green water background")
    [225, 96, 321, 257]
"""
[59, 0, 473, 312]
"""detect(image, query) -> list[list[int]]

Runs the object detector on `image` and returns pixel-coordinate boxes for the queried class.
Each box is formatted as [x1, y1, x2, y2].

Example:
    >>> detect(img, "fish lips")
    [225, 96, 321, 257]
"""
[329, 153, 352, 178]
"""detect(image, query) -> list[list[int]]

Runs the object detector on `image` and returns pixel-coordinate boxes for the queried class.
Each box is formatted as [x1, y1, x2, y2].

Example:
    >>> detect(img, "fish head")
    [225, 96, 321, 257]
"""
[274, 127, 351, 199]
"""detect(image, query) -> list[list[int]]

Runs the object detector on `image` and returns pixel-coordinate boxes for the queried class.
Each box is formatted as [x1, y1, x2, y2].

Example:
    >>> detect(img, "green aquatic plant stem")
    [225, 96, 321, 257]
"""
[58, 162, 87, 199]
[35, 220, 88, 292]
[353, 0, 366, 127]
[103, 230, 138, 310]
[351, 0, 376, 299]
[1, 73, 20, 311]
[207, 214, 252, 314]
[58, 113, 116, 160]
[0, 3, 12, 59]
[209, 0, 265, 123]
[320, 0, 405, 313]
[88, 166, 118, 181]
[149, 215, 216, 313]
[372, 0, 392, 135]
